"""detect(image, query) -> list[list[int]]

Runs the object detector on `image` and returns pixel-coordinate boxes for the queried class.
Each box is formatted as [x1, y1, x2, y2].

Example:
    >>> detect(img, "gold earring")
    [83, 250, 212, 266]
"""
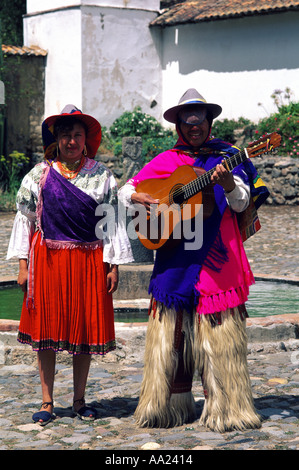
[83, 145, 87, 156]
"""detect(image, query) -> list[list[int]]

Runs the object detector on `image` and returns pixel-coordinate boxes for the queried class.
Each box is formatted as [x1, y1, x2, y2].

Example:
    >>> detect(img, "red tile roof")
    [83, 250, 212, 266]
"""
[2, 44, 47, 56]
[153, 0, 299, 26]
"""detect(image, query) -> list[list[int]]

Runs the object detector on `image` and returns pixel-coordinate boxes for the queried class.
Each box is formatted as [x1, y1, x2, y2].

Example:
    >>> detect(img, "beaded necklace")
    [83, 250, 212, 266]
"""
[56, 156, 85, 179]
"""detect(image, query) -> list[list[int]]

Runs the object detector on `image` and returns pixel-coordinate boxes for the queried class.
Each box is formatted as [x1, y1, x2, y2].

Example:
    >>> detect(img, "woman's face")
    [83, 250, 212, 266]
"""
[57, 123, 86, 162]
[179, 118, 210, 149]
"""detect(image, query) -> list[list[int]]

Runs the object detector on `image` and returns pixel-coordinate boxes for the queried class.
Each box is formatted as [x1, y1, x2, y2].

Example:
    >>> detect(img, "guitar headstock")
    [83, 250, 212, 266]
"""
[246, 132, 282, 158]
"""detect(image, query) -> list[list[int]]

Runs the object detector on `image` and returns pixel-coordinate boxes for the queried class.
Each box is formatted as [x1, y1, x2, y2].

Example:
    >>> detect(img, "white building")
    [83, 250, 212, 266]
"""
[23, 0, 299, 127]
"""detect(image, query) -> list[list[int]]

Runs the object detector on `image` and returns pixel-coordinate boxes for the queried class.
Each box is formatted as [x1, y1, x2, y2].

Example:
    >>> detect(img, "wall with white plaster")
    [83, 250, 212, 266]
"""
[161, 12, 299, 125]
[24, 1, 161, 127]
[81, 6, 162, 127]
[24, 8, 83, 116]
[26, 0, 160, 13]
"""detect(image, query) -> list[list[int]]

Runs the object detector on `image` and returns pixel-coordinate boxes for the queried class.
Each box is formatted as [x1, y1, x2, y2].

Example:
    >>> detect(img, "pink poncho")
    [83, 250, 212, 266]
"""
[129, 147, 254, 315]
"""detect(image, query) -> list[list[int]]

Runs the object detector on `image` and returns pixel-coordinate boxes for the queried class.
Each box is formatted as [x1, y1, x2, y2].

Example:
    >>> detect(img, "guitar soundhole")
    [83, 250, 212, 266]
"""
[170, 184, 185, 207]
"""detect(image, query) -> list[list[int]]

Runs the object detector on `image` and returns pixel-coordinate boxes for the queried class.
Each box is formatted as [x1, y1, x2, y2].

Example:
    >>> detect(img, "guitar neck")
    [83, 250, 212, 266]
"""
[182, 148, 249, 200]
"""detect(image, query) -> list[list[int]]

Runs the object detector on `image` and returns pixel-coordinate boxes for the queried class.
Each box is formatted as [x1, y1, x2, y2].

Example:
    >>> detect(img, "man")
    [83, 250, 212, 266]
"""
[119, 89, 269, 432]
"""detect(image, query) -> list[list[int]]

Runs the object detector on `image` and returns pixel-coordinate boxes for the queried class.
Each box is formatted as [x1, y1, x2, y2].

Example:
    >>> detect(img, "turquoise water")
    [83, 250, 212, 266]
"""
[246, 280, 298, 317]
[0, 285, 24, 320]
[0, 281, 298, 321]
[0, 286, 149, 322]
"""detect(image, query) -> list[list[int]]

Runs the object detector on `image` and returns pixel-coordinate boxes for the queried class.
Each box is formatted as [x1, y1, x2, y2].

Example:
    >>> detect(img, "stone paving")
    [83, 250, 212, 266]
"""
[0, 206, 298, 452]
[242, 205, 299, 280]
[0, 325, 298, 452]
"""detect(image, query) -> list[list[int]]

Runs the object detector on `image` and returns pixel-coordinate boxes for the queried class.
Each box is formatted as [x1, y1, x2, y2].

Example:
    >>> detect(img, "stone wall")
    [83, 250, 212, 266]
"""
[253, 156, 299, 206]
[2, 53, 46, 160]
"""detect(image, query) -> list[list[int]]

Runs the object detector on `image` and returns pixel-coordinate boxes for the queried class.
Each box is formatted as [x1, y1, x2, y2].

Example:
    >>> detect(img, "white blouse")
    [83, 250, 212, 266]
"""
[7, 158, 134, 265]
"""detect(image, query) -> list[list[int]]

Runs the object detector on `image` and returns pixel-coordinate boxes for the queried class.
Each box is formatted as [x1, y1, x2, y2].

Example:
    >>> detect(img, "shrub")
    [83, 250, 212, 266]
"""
[255, 88, 299, 157]
[110, 106, 164, 139]
[108, 107, 176, 162]
[142, 134, 177, 162]
[211, 117, 252, 144]
[0, 150, 30, 194]
[98, 126, 115, 155]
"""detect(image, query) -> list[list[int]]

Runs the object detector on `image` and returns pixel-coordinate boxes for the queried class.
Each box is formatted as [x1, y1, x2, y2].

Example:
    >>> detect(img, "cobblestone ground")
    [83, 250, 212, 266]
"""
[0, 206, 298, 452]
[0, 333, 298, 451]
[242, 205, 299, 279]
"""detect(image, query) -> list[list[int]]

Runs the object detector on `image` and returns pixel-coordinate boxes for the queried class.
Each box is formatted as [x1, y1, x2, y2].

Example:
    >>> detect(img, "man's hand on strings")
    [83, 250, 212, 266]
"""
[211, 161, 236, 193]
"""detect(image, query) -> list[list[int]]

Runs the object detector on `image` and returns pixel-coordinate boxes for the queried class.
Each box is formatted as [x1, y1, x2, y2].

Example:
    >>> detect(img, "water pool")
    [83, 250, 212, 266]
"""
[0, 280, 298, 322]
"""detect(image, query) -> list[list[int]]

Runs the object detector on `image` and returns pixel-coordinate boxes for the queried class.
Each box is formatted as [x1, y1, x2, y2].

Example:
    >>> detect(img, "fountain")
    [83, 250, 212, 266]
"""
[0, 278, 298, 323]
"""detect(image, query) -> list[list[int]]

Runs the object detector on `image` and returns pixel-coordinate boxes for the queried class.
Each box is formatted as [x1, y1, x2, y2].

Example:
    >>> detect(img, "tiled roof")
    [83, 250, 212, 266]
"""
[153, 0, 299, 26]
[2, 44, 47, 56]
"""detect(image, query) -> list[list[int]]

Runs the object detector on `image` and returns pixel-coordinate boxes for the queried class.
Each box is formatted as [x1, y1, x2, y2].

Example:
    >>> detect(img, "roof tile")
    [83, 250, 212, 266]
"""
[2, 44, 47, 57]
[152, 0, 299, 26]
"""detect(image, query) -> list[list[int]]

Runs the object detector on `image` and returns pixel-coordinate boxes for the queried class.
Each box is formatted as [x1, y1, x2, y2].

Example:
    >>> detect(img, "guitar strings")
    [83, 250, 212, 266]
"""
[152, 149, 246, 210]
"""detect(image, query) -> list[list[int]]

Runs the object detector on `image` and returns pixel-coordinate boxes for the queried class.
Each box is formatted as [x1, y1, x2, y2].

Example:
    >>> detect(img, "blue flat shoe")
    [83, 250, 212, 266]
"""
[72, 397, 96, 421]
[32, 402, 55, 426]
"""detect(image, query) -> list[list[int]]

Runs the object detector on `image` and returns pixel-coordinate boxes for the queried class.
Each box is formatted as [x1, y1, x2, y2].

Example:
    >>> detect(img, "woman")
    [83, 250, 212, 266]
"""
[119, 89, 269, 432]
[7, 105, 133, 425]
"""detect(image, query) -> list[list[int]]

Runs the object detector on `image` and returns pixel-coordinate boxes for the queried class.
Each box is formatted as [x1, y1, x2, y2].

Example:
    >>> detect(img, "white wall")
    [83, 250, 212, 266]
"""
[81, 5, 162, 127]
[161, 12, 299, 125]
[24, 8, 83, 116]
[24, 1, 161, 127]
[26, 0, 160, 13]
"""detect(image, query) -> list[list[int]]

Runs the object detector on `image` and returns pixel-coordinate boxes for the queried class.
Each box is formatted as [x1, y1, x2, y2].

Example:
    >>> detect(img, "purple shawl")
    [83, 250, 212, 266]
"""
[38, 166, 101, 248]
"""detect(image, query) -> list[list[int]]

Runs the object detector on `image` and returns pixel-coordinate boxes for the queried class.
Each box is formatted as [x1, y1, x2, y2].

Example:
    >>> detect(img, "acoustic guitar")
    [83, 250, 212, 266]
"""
[132, 132, 281, 250]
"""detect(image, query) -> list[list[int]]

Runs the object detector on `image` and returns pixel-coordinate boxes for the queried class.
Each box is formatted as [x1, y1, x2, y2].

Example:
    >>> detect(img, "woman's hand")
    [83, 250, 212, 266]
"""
[131, 192, 159, 215]
[18, 259, 28, 292]
[211, 161, 236, 193]
[107, 265, 119, 294]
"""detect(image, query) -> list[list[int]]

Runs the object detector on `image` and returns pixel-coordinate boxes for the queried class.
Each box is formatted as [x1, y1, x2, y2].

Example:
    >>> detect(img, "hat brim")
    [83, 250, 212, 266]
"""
[43, 111, 102, 159]
[164, 102, 222, 124]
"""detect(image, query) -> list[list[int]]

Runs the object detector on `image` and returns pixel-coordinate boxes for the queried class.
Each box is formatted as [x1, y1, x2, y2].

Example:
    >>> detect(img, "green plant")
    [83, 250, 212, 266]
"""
[0, 190, 17, 211]
[142, 134, 177, 162]
[255, 88, 299, 157]
[0, 0, 26, 46]
[211, 117, 252, 144]
[98, 126, 115, 155]
[109, 107, 176, 162]
[110, 106, 164, 139]
[0, 150, 30, 194]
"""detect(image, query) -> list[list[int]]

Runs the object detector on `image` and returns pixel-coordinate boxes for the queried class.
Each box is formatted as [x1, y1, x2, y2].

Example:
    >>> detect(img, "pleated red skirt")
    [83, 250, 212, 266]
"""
[18, 232, 115, 355]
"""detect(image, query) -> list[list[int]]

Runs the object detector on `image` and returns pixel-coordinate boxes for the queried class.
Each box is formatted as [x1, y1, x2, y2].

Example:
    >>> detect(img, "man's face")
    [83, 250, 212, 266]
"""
[178, 106, 210, 148]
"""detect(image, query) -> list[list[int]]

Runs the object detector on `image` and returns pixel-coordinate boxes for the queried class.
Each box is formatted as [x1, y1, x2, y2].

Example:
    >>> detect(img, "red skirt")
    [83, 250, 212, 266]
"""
[18, 232, 115, 355]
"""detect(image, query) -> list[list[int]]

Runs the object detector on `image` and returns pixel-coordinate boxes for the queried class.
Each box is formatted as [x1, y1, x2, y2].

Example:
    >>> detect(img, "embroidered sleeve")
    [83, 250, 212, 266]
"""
[16, 163, 44, 216]
[7, 163, 44, 259]
[118, 181, 136, 208]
